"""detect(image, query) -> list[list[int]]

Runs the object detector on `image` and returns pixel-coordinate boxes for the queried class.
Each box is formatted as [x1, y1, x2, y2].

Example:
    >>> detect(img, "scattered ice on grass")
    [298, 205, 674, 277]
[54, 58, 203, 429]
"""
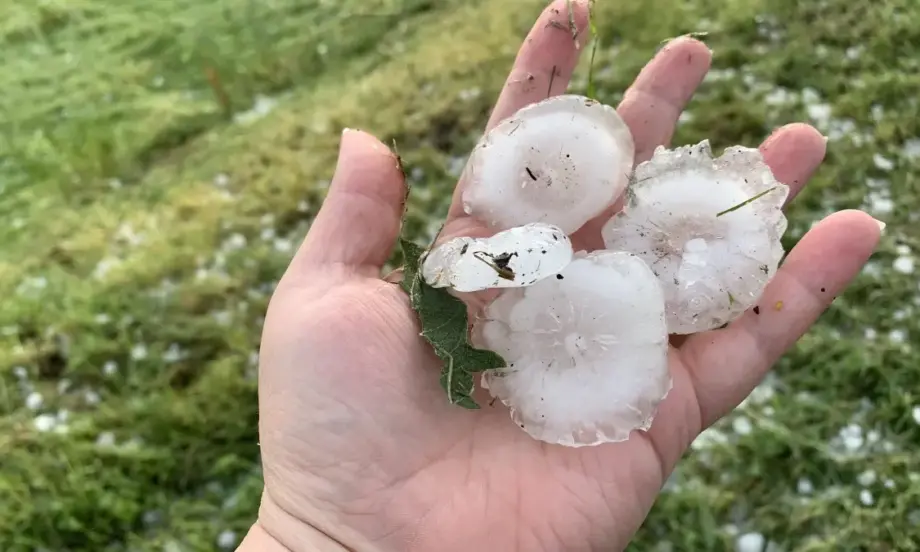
[131, 344, 148, 361]
[422, 223, 572, 292]
[736, 532, 765, 552]
[846, 45, 864, 59]
[691, 427, 729, 450]
[838, 423, 864, 453]
[57, 379, 71, 394]
[143, 510, 163, 527]
[732, 416, 753, 435]
[33, 414, 56, 432]
[912, 406, 920, 425]
[224, 233, 248, 251]
[458, 87, 481, 101]
[859, 489, 874, 506]
[806, 102, 832, 128]
[274, 237, 294, 252]
[93, 257, 121, 280]
[797, 478, 814, 495]
[888, 329, 906, 344]
[234, 94, 278, 125]
[12, 366, 27, 380]
[857, 470, 877, 486]
[894, 255, 914, 274]
[447, 155, 467, 178]
[96, 431, 116, 447]
[164, 343, 185, 363]
[475, 251, 670, 446]
[216, 530, 237, 549]
[462, 94, 634, 234]
[214, 173, 230, 187]
[764, 87, 793, 106]
[602, 140, 788, 334]
[25, 391, 43, 410]
[903, 138, 920, 160]
[103, 361, 119, 376]
[873, 153, 894, 171]
[84, 389, 101, 406]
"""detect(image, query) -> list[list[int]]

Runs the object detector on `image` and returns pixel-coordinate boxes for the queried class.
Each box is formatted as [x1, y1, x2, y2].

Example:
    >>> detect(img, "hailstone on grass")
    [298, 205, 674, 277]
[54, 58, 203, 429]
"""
[421, 223, 573, 292]
[474, 250, 671, 447]
[461, 94, 634, 234]
[601, 140, 789, 334]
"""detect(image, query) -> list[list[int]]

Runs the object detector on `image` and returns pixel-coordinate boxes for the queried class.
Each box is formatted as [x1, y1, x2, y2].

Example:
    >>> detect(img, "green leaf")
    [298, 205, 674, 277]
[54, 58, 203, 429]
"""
[398, 237, 506, 409]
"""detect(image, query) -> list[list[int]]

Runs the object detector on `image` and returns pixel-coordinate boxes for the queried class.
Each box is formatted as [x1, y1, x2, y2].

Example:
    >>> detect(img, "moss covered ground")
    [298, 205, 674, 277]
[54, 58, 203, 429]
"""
[0, 0, 918, 550]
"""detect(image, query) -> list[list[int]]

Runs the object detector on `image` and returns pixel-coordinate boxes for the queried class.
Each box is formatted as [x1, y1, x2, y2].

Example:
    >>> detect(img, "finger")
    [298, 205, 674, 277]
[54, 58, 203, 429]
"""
[447, 0, 591, 221]
[485, 0, 591, 130]
[572, 37, 711, 246]
[758, 122, 827, 205]
[680, 210, 883, 427]
[617, 37, 712, 163]
[289, 129, 406, 278]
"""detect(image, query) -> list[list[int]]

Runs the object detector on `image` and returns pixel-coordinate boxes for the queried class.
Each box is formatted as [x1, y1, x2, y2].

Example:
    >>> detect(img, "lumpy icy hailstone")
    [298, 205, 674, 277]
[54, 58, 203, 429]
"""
[460, 94, 635, 234]
[602, 140, 789, 335]
[419, 93, 787, 447]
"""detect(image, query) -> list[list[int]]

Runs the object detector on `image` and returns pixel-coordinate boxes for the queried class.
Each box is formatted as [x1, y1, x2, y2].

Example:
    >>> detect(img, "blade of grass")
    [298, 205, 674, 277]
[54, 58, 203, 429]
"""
[715, 186, 778, 217]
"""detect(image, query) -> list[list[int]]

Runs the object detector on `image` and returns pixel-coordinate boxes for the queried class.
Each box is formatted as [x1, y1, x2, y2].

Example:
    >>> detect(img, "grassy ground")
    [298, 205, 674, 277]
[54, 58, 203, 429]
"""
[0, 0, 918, 550]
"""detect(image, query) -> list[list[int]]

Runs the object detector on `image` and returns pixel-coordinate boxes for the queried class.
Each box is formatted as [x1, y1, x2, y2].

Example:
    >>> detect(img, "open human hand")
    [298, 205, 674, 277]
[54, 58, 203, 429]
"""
[239, 1, 882, 550]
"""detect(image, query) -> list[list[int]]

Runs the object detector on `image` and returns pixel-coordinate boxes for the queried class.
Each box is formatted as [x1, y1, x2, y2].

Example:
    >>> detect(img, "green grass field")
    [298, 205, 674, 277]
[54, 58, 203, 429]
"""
[1, 0, 918, 550]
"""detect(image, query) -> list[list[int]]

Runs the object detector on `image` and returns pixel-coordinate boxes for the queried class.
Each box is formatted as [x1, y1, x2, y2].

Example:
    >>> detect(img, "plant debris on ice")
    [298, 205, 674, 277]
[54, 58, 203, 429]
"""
[397, 89, 789, 447]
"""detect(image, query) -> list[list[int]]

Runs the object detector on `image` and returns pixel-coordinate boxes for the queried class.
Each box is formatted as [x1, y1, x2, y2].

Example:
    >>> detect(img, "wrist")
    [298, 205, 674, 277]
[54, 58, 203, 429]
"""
[237, 523, 348, 552]
[238, 490, 353, 552]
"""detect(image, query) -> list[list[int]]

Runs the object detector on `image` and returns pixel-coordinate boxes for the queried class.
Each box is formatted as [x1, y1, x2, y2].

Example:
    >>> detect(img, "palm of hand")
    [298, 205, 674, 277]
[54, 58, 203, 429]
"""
[260, 272, 677, 551]
[252, 2, 881, 551]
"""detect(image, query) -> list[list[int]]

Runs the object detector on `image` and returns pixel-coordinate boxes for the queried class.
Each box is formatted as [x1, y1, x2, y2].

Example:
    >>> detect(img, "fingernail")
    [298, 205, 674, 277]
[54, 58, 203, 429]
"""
[873, 217, 886, 233]
[342, 127, 353, 134]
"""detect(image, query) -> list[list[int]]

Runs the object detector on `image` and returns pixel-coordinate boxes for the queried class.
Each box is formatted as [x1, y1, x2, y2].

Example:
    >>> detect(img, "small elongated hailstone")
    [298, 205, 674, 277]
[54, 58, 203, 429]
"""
[602, 140, 789, 334]
[474, 250, 670, 447]
[461, 94, 635, 234]
[421, 223, 572, 292]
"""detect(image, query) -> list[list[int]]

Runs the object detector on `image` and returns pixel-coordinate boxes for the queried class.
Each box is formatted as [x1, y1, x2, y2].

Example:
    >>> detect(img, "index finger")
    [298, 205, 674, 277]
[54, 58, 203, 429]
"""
[446, 0, 592, 221]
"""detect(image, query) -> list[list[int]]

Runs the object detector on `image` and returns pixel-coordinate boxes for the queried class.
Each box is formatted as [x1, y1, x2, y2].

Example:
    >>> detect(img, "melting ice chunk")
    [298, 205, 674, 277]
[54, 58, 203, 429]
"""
[461, 94, 635, 234]
[602, 140, 789, 334]
[474, 250, 671, 447]
[421, 223, 573, 292]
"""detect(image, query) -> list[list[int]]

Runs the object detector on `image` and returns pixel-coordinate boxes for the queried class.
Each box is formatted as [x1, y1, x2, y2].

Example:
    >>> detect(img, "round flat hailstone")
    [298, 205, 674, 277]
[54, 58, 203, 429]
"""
[474, 250, 671, 447]
[421, 223, 573, 292]
[460, 94, 635, 234]
[602, 140, 790, 335]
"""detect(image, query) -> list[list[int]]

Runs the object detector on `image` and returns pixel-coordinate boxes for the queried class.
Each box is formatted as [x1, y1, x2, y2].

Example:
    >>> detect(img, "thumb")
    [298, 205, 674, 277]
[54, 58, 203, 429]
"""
[289, 128, 407, 279]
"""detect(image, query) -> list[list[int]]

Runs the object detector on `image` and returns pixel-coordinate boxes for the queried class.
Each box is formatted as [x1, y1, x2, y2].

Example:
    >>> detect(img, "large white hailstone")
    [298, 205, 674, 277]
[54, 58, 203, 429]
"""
[421, 223, 572, 292]
[602, 140, 789, 335]
[474, 250, 671, 447]
[461, 94, 635, 234]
